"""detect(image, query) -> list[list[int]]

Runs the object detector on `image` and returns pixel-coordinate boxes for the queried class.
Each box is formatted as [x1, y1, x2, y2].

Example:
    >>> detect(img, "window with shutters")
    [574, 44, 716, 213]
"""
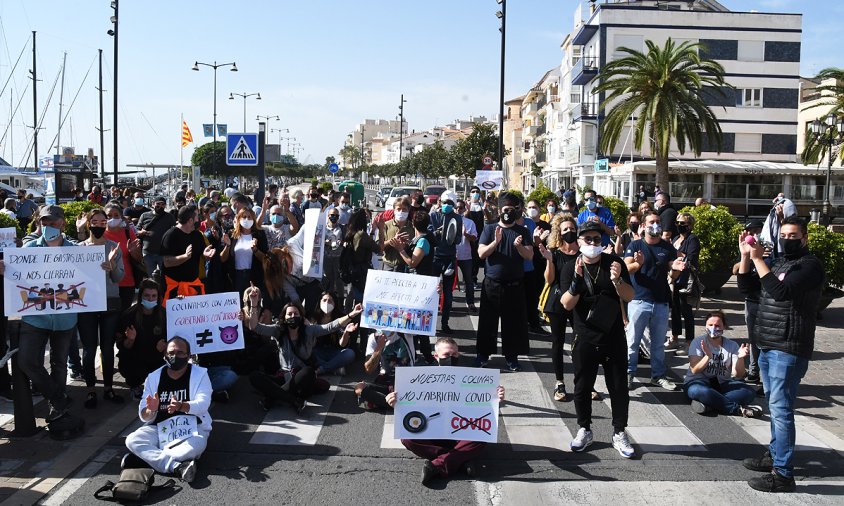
[735, 133, 762, 153]
[736, 88, 763, 108]
[737, 40, 764, 62]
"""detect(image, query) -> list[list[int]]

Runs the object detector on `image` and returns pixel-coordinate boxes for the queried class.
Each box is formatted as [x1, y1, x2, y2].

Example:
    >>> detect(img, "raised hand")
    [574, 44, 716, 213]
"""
[671, 258, 686, 272]
[738, 343, 749, 359]
[125, 325, 136, 341]
[203, 244, 216, 259]
[76, 214, 87, 230]
[610, 261, 621, 282]
[350, 303, 363, 317]
[494, 225, 503, 245]
[184, 243, 193, 260]
[538, 242, 552, 261]
[345, 322, 359, 334]
[513, 234, 523, 248]
[574, 255, 584, 278]
[700, 337, 710, 357]
[145, 392, 160, 413]
[128, 238, 142, 255]
[166, 397, 183, 414]
[221, 233, 231, 246]
[633, 250, 645, 266]
[246, 282, 261, 305]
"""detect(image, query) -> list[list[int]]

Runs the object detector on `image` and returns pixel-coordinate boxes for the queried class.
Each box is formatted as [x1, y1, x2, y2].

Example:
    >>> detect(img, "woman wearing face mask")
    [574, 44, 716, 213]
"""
[614, 213, 642, 257]
[667, 212, 701, 353]
[245, 286, 363, 411]
[117, 279, 168, 400]
[79, 209, 125, 408]
[382, 197, 414, 272]
[398, 211, 436, 363]
[539, 215, 580, 401]
[201, 203, 232, 295]
[230, 207, 268, 298]
[322, 207, 347, 307]
[682, 312, 760, 418]
[541, 198, 559, 224]
[310, 292, 357, 375]
[103, 203, 143, 311]
[198, 203, 217, 233]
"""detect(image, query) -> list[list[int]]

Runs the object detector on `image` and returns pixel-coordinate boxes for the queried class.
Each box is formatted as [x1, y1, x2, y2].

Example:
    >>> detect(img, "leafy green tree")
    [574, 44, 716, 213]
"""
[802, 67, 844, 166]
[450, 123, 504, 179]
[527, 181, 556, 207]
[594, 38, 728, 192]
[339, 145, 361, 169]
[191, 141, 227, 177]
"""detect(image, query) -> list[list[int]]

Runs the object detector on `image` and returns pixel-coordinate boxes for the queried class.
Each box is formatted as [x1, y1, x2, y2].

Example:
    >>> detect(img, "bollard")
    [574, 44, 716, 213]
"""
[8, 319, 37, 436]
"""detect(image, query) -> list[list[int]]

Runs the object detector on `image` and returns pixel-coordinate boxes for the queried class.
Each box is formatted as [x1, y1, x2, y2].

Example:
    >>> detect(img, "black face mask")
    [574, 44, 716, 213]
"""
[677, 224, 689, 235]
[328, 214, 339, 223]
[501, 212, 516, 225]
[285, 316, 303, 329]
[629, 223, 639, 234]
[783, 238, 805, 258]
[89, 226, 106, 239]
[164, 355, 189, 371]
[437, 356, 459, 367]
[562, 231, 577, 244]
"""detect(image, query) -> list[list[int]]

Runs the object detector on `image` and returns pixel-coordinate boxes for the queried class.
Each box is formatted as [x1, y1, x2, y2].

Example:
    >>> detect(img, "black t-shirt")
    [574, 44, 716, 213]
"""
[154, 365, 191, 424]
[124, 205, 150, 222]
[119, 308, 165, 366]
[559, 253, 631, 346]
[479, 223, 531, 282]
[624, 238, 677, 303]
[160, 227, 207, 281]
[658, 206, 678, 239]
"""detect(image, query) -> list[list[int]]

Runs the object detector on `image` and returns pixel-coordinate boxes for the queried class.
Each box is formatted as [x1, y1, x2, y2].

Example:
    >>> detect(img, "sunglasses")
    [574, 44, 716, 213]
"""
[580, 235, 602, 245]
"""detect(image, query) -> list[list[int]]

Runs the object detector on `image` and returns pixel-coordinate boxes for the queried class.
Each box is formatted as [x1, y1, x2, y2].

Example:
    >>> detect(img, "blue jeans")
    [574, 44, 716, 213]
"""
[144, 254, 163, 278]
[67, 331, 82, 374]
[683, 379, 756, 415]
[626, 300, 669, 378]
[759, 349, 809, 478]
[457, 259, 474, 305]
[745, 300, 760, 376]
[207, 365, 238, 392]
[312, 347, 355, 373]
[433, 257, 455, 325]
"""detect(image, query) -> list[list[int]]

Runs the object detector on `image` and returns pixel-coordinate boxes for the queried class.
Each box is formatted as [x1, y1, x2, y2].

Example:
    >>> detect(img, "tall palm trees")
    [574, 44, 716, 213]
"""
[594, 38, 728, 192]
[802, 68, 844, 166]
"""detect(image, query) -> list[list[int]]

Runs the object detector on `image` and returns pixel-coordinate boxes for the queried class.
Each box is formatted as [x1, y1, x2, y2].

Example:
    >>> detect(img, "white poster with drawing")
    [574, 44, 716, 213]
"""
[393, 366, 500, 443]
[166, 292, 244, 355]
[3, 245, 108, 316]
[302, 207, 327, 278]
[361, 270, 439, 337]
[474, 170, 503, 191]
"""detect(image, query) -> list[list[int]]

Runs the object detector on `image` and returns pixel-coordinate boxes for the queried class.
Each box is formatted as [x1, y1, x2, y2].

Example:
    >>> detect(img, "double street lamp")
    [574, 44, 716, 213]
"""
[192, 61, 237, 142]
[230, 92, 261, 131]
[810, 112, 844, 220]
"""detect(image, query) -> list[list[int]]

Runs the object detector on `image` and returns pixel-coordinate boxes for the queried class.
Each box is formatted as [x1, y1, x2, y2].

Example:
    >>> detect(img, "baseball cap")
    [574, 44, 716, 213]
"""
[578, 220, 604, 236]
[440, 190, 458, 204]
[38, 205, 65, 220]
[744, 220, 764, 231]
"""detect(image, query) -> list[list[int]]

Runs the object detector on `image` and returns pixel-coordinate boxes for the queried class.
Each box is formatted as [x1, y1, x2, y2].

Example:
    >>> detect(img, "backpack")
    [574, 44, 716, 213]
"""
[94, 468, 176, 503]
[339, 240, 368, 287]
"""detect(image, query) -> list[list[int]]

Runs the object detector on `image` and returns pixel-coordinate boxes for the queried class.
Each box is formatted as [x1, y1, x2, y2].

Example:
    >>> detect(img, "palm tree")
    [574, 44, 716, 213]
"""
[594, 38, 729, 192]
[801, 68, 844, 166]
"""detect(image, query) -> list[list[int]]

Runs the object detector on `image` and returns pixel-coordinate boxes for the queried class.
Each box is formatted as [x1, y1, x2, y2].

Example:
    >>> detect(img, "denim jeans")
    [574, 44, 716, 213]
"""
[143, 254, 163, 279]
[17, 322, 74, 407]
[745, 300, 760, 376]
[66, 331, 82, 374]
[78, 310, 120, 389]
[432, 257, 455, 326]
[759, 349, 809, 478]
[207, 365, 238, 392]
[626, 300, 669, 378]
[683, 378, 756, 415]
[312, 347, 355, 373]
[457, 259, 474, 305]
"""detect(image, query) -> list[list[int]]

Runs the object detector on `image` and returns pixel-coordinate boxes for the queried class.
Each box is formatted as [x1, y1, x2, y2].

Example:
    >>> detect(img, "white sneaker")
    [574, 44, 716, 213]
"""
[612, 431, 635, 459]
[570, 427, 593, 452]
[650, 376, 677, 391]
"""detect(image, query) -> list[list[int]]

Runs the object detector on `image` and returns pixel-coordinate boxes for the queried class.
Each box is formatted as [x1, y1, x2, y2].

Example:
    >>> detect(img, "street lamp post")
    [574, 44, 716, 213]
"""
[398, 94, 407, 162]
[811, 113, 844, 222]
[108, 0, 119, 184]
[496, 0, 506, 174]
[230, 92, 261, 131]
[192, 60, 237, 145]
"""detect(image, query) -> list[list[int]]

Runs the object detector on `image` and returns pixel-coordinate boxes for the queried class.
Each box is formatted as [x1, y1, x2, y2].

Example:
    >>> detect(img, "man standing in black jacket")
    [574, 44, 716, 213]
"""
[737, 216, 824, 493]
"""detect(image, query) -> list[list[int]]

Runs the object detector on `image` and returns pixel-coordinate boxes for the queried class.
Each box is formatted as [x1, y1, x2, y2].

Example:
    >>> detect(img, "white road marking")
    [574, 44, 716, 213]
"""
[250, 375, 340, 445]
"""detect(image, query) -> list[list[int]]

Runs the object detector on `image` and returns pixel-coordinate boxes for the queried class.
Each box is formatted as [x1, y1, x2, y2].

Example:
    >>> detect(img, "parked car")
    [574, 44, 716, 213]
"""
[384, 186, 420, 210]
[376, 186, 393, 207]
[423, 185, 447, 205]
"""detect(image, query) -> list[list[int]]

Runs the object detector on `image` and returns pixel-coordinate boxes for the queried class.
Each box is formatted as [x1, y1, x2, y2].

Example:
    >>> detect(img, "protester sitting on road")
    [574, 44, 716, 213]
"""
[310, 291, 357, 376]
[683, 311, 760, 418]
[387, 337, 505, 485]
[124, 336, 211, 483]
[118, 279, 168, 400]
[355, 329, 416, 410]
[244, 285, 363, 412]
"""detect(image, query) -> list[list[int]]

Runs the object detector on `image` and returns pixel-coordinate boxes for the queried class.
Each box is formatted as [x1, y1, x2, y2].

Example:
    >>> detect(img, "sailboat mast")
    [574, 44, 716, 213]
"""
[30, 31, 37, 170]
[57, 51, 66, 155]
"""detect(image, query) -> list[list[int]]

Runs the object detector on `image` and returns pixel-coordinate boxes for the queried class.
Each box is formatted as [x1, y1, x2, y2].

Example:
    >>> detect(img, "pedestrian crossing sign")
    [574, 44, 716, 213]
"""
[226, 133, 259, 166]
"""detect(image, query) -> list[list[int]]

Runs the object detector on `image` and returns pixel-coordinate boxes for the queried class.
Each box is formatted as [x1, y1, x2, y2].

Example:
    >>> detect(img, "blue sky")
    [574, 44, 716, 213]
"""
[0, 0, 840, 173]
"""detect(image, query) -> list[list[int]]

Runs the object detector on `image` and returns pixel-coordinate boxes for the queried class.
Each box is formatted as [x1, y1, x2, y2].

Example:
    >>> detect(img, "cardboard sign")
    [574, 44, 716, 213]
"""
[474, 170, 503, 191]
[166, 292, 244, 354]
[302, 208, 327, 278]
[393, 366, 500, 443]
[361, 270, 439, 337]
[0, 227, 15, 253]
[157, 414, 199, 449]
[3, 245, 108, 316]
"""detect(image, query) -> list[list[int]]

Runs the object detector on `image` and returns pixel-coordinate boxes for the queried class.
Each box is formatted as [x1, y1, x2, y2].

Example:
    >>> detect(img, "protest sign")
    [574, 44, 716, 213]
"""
[157, 415, 199, 449]
[0, 227, 15, 253]
[166, 292, 243, 354]
[3, 245, 107, 317]
[393, 366, 500, 443]
[302, 207, 327, 277]
[361, 270, 439, 337]
[474, 170, 503, 191]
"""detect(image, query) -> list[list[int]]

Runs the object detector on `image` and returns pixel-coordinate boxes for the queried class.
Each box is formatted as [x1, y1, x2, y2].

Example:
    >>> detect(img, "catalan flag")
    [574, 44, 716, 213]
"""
[181, 121, 194, 147]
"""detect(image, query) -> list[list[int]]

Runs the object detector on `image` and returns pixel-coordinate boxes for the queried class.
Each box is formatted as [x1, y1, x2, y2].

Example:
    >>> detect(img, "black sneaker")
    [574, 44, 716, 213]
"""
[553, 383, 570, 402]
[743, 451, 773, 472]
[120, 452, 148, 470]
[748, 472, 796, 493]
[175, 460, 197, 483]
[505, 359, 521, 372]
[212, 390, 230, 403]
[745, 372, 760, 383]
[441, 324, 452, 334]
[462, 460, 477, 477]
[421, 460, 439, 485]
[46, 405, 68, 423]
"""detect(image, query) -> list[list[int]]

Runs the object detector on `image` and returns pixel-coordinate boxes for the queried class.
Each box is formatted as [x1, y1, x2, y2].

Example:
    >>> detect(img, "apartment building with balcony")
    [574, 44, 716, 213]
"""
[562, 0, 812, 216]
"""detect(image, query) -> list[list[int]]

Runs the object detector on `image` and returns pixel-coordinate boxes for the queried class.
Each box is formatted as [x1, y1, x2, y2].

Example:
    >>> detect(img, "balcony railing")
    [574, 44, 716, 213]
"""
[536, 122, 547, 137]
[535, 150, 547, 164]
[573, 102, 598, 121]
[572, 57, 599, 86]
[536, 94, 547, 109]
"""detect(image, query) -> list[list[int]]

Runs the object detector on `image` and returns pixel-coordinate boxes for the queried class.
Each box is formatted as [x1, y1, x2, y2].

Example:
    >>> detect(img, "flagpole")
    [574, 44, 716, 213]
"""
[181, 113, 185, 189]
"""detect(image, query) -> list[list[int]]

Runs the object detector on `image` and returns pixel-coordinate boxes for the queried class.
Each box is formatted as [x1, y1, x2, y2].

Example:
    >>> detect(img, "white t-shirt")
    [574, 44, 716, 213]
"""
[233, 234, 253, 270]
[684, 334, 740, 384]
[456, 217, 478, 261]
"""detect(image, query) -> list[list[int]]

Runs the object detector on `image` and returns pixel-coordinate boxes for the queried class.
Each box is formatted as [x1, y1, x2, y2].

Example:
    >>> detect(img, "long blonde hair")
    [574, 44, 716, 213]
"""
[547, 213, 577, 250]
[231, 207, 257, 240]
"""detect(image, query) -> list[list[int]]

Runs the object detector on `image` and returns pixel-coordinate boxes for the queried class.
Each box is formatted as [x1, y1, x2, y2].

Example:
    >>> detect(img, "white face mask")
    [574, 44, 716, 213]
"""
[320, 302, 334, 314]
[527, 208, 539, 219]
[240, 218, 254, 229]
[395, 211, 409, 222]
[107, 217, 123, 228]
[580, 244, 603, 259]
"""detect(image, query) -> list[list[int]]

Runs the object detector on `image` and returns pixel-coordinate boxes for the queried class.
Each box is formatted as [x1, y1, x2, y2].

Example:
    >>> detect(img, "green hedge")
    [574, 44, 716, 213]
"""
[526, 182, 556, 207]
[59, 201, 100, 239]
[0, 213, 23, 239]
[808, 221, 844, 289]
[603, 196, 631, 231]
[679, 205, 742, 273]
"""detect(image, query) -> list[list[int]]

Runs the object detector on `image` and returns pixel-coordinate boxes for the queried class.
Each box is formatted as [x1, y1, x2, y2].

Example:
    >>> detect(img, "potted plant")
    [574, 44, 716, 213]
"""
[807, 221, 844, 317]
[679, 205, 742, 294]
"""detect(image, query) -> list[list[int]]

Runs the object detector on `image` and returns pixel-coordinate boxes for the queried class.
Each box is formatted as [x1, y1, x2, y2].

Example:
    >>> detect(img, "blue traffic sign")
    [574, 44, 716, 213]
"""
[328, 163, 340, 174]
[226, 133, 259, 166]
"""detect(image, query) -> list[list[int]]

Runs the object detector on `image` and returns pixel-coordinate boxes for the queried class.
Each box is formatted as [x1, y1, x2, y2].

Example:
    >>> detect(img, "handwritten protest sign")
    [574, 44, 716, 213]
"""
[157, 415, 199, 449]
[3, 245, 107, 317]
[361, 270, 439, 337]
[474, 170, 503, 191]
[393, 366, 500, 443]
[0, 227, 15, 253]
[166, 292, 243, 354]
[302, 207, 327, 277]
